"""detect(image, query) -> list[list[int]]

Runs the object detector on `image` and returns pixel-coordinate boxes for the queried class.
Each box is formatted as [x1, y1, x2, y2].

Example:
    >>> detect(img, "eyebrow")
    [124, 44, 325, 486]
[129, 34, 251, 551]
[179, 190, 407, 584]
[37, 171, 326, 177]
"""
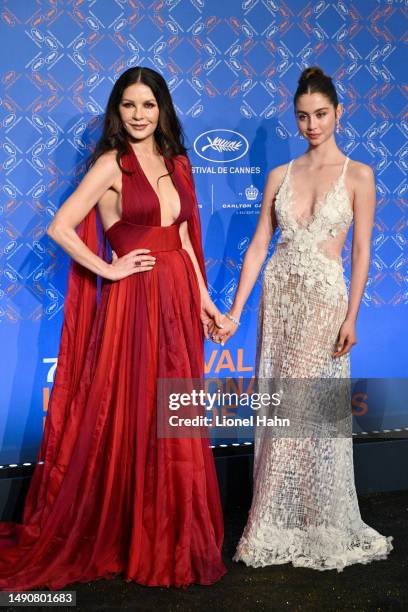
[121, 98, 156, 103]
[296, 107, 330, 114]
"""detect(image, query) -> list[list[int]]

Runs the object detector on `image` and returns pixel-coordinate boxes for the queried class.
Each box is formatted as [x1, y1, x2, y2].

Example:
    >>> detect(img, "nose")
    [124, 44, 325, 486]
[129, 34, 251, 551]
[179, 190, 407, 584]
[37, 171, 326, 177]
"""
[308, 115, 317, 130]
[132, 106, 144, 119]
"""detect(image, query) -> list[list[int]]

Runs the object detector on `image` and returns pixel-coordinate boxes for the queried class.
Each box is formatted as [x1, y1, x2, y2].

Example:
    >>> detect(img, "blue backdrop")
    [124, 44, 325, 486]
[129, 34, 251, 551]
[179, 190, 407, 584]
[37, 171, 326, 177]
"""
[0, 0, 407, 463]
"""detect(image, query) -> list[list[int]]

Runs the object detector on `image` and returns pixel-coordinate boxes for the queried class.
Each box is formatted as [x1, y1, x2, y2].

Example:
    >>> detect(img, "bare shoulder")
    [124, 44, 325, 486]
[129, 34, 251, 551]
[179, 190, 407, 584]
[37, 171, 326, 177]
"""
[268, 162, 289, 180]
[347, 158, 374, 182]
[92, 149, 121, 174]
[89, 150, 123, 194]
[266, 162, 289, 190]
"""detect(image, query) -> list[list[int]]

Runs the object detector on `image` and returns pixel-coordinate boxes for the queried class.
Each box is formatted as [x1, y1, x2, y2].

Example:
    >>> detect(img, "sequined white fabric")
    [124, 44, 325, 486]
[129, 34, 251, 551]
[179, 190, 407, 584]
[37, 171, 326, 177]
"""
[233, 157, 393, 571]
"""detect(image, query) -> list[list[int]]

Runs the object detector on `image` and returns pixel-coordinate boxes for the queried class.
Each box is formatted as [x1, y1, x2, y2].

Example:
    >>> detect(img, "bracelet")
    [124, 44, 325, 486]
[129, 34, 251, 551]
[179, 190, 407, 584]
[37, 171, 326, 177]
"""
[225, 312, 240, 326]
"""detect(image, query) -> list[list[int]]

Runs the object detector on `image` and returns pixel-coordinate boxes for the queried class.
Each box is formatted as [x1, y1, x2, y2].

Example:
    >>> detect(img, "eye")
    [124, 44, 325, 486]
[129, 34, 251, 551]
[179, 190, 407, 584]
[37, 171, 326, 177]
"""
[144, 102, 156, 108]
[122, 102, 133, 108]
[297, 114, 307, 121]
[316, 112, 327, 118]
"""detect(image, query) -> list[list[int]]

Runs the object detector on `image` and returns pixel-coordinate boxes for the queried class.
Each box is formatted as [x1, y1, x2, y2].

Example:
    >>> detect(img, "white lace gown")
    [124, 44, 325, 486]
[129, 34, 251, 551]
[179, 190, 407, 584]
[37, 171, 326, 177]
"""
[233, 157, 393, 571]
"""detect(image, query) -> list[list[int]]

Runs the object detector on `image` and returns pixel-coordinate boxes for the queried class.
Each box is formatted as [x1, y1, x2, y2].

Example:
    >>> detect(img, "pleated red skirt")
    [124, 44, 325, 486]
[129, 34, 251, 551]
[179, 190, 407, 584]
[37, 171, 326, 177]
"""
[0, 222, 226, 590]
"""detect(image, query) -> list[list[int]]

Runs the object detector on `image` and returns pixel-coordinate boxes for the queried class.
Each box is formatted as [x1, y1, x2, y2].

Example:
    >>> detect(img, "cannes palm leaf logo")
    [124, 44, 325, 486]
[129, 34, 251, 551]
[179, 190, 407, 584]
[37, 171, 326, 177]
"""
[201, 136, 243, 153]
[194, 130, 249, 162]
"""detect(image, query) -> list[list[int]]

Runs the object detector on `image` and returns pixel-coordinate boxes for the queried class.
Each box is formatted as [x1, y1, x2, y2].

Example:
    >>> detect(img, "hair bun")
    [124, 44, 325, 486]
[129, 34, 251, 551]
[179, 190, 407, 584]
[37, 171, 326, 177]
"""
[294, 66, 338, 108]
[298, 66, 326, 84]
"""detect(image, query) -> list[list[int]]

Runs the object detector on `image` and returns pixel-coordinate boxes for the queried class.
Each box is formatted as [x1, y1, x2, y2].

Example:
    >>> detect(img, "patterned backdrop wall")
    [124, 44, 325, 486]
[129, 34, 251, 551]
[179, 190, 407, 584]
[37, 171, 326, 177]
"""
[0, 0, 407, 463]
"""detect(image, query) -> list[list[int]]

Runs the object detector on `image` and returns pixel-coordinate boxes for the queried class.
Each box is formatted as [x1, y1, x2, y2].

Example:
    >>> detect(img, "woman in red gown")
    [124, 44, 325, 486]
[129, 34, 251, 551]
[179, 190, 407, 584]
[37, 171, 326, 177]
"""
[0, 67, 226, 590]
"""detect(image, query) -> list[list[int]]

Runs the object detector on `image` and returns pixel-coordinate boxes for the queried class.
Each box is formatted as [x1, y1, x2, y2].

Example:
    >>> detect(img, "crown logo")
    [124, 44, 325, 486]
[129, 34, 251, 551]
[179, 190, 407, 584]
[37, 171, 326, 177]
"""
[245, 184, 258, 201]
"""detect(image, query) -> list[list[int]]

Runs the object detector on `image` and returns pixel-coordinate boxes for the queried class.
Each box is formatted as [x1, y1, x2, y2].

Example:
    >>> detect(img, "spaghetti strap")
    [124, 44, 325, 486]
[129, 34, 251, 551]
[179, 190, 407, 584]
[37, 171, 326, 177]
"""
[340, 156, 349, 179]
[281, 160, 293, 186]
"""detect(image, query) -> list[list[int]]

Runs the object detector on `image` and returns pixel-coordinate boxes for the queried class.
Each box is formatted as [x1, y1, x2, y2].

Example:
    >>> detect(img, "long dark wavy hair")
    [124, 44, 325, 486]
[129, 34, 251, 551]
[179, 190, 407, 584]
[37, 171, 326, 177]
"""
[87, 67, 187, 173]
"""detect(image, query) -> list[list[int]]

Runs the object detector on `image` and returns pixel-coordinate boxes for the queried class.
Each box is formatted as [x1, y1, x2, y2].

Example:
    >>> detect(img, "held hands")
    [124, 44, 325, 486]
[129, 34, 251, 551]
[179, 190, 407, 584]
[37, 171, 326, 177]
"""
[211, 314, 239, 346]
[200, 296, 224, 341]
[333, 318, 357, 358]
[204, 304, 240, 346]
[107, 249, 156, 281]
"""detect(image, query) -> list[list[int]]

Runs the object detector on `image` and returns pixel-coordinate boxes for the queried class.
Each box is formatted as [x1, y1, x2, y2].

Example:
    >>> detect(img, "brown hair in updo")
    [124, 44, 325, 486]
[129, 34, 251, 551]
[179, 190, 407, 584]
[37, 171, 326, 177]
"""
[294, 66, 339, 109]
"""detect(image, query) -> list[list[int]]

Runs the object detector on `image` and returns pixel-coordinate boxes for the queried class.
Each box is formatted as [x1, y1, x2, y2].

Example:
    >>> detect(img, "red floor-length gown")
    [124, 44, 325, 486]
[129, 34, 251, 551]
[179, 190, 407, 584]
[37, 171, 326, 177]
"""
[0, 144, 226, 590]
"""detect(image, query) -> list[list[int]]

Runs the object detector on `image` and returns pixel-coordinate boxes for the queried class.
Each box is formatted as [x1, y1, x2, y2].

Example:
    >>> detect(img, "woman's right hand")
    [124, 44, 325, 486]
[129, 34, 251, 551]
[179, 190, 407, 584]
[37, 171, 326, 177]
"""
[106, 249, 156, 281]
[211, 314, 240, 345]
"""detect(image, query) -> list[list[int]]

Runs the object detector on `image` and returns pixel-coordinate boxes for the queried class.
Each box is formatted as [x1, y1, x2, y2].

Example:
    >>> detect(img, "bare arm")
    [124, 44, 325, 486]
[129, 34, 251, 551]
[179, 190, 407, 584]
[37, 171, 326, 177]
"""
[346, 164, 376, 322]
[47, 153, 155, 280]
[179, 220, 223, 338]
[211, 167, 284, 344]
[333, 163, 376, 357]
[179, 220, 209, 301]
[228, 166, 283, 321]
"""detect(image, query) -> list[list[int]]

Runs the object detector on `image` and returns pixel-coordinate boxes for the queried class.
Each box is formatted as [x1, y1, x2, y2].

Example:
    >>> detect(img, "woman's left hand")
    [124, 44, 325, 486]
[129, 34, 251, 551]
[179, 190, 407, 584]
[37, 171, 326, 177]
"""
[200, 297, 224, 341]
[333, 318, 357, 358]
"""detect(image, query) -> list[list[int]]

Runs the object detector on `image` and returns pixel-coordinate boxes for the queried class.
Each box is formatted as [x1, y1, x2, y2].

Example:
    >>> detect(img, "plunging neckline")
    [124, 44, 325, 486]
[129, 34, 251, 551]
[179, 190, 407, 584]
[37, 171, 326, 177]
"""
[287, 157, 349, 227]
[128, 145, 182, 227]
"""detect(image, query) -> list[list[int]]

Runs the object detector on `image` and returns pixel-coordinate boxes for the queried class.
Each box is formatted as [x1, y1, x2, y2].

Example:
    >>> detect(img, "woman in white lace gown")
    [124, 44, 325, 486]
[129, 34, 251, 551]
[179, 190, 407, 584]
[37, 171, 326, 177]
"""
[212, 67, 393, 571]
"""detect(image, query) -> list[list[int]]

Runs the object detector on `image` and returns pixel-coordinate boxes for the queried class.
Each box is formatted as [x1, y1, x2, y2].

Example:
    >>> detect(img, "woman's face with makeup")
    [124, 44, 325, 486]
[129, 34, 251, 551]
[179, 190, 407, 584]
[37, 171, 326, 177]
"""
[295, 92, 341, 145]
[119, 82, 160, 142]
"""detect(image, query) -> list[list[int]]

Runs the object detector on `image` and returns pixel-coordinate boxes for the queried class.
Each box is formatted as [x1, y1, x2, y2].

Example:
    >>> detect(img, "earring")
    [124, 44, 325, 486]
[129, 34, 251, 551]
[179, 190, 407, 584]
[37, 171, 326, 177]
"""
[336, 122, 340, 134]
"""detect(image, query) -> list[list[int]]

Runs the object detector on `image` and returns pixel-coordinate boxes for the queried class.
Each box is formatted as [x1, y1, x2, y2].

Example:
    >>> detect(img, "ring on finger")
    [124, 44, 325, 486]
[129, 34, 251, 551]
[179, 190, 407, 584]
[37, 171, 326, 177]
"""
[134, 259, 142, 267]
